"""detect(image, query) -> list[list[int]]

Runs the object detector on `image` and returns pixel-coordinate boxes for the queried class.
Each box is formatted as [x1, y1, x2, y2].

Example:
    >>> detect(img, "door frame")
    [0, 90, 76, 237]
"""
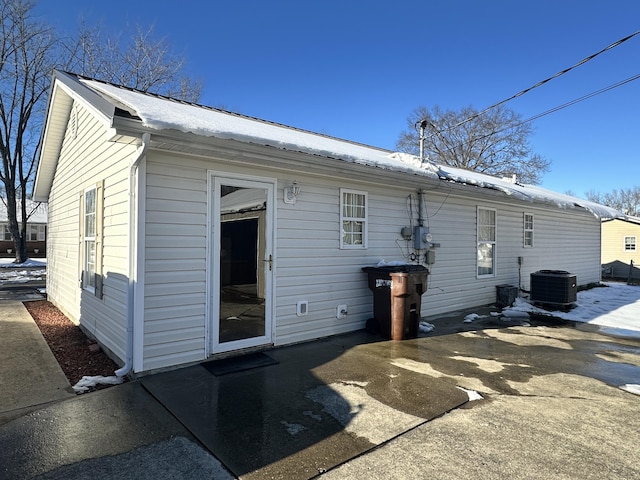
[206, 171, 276, 355]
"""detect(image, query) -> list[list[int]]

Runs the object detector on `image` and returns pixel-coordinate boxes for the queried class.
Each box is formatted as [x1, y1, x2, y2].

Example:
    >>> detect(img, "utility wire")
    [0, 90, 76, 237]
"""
[416, 30, 640, 157]
[428, 72, 640, 157]
[518, 72, 640, 124]
[432, 30, 640, 133]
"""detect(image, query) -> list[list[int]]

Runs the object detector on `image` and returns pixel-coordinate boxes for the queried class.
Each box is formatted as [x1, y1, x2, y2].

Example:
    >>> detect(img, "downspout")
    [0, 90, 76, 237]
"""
[115, 132, 150, 378]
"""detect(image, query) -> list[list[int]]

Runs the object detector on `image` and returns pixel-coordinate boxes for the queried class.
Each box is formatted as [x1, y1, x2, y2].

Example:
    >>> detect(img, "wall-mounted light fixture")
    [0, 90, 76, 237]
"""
[284, 181, 301, 204]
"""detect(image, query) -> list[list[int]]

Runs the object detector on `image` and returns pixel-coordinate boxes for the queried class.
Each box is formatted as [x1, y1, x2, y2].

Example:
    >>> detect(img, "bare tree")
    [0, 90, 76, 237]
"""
[0, 0, 57, 263]
[396, 105, 551, 184]
[0, 0, 203, 263]
[65, 21, 202, 102]
[586, 187, 640, 216]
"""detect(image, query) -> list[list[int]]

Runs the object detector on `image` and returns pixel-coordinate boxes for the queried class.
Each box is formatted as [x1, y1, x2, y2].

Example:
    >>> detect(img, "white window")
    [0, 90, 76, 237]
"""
[477, 207, 496, 277]
[523, 213, 534, 248]
[80, 182, 103, 298]
[1, 223, 45, 241]
[83, 187, 97, 292]
[625, 236, 637, 251]
[340, 189, 367, 249]
[1, 224, 11, 241]
[28, 225, 46, 242]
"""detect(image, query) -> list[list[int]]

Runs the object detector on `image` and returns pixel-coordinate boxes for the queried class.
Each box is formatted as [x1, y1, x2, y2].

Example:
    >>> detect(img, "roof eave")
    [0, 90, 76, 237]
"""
[33, 70, 118, 202]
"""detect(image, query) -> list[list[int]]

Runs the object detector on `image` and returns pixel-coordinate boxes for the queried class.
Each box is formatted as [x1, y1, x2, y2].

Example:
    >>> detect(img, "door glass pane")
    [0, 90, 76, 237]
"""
[219, 185, 267, 344]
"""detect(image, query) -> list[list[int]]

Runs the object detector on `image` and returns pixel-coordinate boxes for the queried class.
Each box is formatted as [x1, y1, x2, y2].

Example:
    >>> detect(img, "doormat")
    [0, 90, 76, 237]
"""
[201, 352, 278, 376]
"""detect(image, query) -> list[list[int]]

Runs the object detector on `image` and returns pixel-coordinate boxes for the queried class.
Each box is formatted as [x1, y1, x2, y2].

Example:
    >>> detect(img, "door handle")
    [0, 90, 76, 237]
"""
[264, 254, 273, 271]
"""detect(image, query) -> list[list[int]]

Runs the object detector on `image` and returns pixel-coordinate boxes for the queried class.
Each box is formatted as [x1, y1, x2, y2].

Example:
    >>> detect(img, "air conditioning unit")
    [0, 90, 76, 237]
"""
[530, 270, 577, 307]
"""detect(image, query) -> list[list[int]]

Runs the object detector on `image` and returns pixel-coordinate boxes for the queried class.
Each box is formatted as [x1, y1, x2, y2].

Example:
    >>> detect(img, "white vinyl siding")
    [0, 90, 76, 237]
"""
[43, 109, 606, 373]
[141, 155, 379, 365]
[277, 182, 374, 344]
[142, 154, 209, 371]
[280, 181, 603, 341]
[45, 100, 136, 364]
[38, 78, 608, 375]
[422, 196, 600, 312]
[139, 149, 605, 370]
[49, 133, 606, 373]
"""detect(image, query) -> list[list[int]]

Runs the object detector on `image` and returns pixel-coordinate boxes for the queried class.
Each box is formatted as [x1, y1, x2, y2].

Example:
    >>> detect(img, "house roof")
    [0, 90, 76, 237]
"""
[603, 215, 640, 226]
[0, 200, 47, 223]
[33, 71, 120, 202]
[35, 71, 623, 219]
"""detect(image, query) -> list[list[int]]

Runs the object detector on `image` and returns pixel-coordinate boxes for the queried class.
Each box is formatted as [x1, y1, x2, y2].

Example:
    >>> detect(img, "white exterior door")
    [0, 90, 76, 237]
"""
[209, 173, 275, 354]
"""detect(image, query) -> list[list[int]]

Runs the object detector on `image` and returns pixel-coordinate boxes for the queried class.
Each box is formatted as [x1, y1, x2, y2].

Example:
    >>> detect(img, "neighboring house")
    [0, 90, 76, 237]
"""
[33, 71, 621, 375]
[0, 200, 47, 258]
[601, 216, 640, 281]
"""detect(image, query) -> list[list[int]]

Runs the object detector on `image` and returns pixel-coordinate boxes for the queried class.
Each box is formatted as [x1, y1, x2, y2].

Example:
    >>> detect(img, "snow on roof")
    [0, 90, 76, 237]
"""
[220, 188, 266, 214]
[604, 215, 640, 225]
[80, 77, 622, 220]
[0, 200, 47, 223]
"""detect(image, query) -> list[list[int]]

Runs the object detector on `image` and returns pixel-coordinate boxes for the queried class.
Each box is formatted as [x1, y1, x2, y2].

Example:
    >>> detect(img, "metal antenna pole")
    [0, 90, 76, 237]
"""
[419, 121, 426, 165]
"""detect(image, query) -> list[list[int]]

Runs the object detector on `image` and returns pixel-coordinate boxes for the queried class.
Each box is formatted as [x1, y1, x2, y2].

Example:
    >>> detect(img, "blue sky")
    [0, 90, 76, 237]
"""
[40, 0, 639, 198]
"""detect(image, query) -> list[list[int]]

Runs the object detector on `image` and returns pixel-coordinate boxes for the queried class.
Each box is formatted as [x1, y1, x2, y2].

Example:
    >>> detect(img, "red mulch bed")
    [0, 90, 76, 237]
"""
[24, 300, 124, 389]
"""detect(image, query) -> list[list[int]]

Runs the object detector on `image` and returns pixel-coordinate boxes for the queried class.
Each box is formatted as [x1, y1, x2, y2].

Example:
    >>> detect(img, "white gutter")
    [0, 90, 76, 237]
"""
[115, 132, 150, 377]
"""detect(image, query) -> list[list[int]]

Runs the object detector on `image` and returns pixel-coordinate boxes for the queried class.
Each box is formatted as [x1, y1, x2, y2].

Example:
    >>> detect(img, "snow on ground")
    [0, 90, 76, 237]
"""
[456, 387, 484, 401]
[0, 258, 46, 283]
[72, 375, 123, 393]
[504, 281, 640, 336]
[620, 384, 640, 395]
[0, 258, 47, 267]
[418, 321, 435, 333]
[463, 313, 484, 323]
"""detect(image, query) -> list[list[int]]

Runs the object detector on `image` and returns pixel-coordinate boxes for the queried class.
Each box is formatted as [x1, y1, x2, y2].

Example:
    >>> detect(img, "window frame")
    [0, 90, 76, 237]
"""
[523, 212, 534, 248]
[624, 236, 637, 251]
[1, 223, 11, 241]
[477, 206, 497, 278]
[1, 223, 45, 241]
[80, 181, 103, 298]
[340, 188, 368, 249]
[28, 224, 46, 242]
[82, 186, 97, 293]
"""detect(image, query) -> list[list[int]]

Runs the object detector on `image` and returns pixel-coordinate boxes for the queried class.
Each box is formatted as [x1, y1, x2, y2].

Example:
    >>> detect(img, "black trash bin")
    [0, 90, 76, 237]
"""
[362, 265, 429, 340]
[495, 284, 518, 308]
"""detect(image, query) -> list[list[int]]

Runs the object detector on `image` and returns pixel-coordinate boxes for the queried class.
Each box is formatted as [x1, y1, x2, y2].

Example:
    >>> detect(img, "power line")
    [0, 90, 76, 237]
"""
[425, 72, 640, 158]
[431, 30, 640, 133]
[415, 30, 640, 162]
[518, 72, 640, 124]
